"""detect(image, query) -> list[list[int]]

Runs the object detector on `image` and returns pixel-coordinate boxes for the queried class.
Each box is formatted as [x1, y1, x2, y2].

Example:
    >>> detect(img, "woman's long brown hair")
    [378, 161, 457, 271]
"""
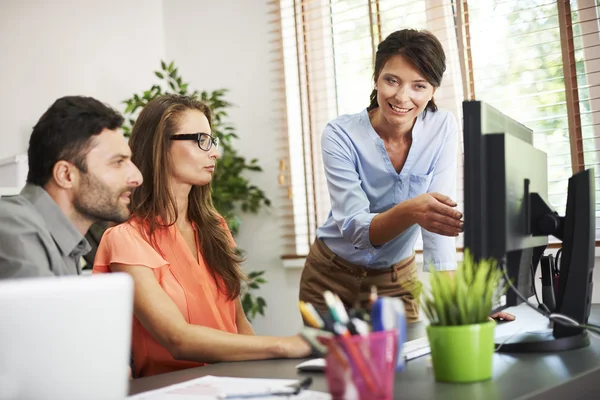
[128, 94, 245, 300]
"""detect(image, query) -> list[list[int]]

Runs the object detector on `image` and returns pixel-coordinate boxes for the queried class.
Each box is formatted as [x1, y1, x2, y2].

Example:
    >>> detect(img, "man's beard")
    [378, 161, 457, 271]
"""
[73, 172, 132, 224]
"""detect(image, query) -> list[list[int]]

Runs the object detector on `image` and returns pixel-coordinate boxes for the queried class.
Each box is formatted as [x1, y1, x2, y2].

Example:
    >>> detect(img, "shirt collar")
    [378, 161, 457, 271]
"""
[20, 183, 91, 258]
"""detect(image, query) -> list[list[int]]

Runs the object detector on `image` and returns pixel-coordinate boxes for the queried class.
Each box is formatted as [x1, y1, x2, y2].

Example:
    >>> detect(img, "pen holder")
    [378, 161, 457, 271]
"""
[324, 329, 398, 400]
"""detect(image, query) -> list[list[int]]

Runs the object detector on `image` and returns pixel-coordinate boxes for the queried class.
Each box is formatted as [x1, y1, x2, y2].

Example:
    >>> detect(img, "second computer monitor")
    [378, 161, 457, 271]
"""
[463, 100, 549, 308]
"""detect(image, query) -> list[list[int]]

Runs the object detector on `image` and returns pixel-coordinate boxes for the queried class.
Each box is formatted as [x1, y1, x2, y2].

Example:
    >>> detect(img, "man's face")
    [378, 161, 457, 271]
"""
[73, 128, 143, 223]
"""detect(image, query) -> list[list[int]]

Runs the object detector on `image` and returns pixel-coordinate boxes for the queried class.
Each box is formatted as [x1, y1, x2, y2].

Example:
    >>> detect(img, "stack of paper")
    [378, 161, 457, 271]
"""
[128, 375, 330, 400]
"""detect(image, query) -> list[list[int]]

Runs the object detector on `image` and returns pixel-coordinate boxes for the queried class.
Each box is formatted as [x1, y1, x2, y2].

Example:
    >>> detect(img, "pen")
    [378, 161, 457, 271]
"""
[322, 336, 351, 371]
[217, 377, 313, 399]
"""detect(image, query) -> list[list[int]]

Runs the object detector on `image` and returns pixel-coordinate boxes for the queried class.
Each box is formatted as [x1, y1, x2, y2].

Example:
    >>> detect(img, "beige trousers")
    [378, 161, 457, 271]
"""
[299, 239, 422, 323]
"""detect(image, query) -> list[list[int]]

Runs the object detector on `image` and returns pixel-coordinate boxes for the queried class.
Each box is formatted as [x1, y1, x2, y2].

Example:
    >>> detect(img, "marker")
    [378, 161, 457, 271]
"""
[323, 291, 342, 323]
[300, 327, 331, 356]
[350, 317, 370, 336]
[299, 301, 324, 329]
[299, 301, 321, 329]
[305, 302, 325, 328]
[333, 294, 349, 323]
[371, 297, 407, 371]
[314, 307, 335, 332]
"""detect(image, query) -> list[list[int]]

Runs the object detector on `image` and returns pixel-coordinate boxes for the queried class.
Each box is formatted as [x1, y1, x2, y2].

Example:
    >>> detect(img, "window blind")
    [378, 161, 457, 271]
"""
[464, 0, 600, 241]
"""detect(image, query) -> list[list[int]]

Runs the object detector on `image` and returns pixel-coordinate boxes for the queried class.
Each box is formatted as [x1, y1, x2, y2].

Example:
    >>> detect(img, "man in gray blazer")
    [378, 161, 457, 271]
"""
[0, 96, 143, 278]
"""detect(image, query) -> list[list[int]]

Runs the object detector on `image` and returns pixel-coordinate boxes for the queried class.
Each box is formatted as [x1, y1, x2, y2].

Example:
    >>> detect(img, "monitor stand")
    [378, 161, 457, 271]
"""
[495, 330, 589, 353]
[497, 170, 595, 353]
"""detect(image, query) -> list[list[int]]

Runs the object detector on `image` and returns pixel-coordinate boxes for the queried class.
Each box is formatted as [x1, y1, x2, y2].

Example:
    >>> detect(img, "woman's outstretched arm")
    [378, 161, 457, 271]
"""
[111, 263, 310, 363]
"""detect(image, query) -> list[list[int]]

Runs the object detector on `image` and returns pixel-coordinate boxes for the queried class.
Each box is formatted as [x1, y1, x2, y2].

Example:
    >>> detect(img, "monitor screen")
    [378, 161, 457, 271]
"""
[463, 100, 548, 262]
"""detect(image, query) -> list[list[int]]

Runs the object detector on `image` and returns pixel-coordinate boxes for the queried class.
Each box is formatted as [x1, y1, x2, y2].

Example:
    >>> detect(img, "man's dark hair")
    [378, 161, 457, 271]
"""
[27, 96, 124, 186]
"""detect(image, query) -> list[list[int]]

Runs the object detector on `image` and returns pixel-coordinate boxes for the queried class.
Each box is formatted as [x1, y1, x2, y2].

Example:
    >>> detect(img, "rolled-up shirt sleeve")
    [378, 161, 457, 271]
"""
[321, 124, 377, 249]
[422, 113, 458, 272]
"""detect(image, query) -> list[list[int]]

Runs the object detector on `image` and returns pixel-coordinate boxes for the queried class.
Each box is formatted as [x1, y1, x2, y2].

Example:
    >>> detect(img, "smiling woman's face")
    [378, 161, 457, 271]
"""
[375, 54, 436, 129]
[168, 109, 220, 188]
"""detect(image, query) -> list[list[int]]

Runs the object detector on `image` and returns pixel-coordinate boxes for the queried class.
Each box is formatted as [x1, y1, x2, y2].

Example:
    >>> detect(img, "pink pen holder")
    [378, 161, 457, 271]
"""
[324, 329, 398, 400]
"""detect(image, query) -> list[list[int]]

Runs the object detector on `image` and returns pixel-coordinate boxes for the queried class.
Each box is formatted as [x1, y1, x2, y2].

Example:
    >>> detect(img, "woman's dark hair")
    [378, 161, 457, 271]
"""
[128, 94, 245, 300]
[367, 29, 446, 113]
[27, 96, 124, 186]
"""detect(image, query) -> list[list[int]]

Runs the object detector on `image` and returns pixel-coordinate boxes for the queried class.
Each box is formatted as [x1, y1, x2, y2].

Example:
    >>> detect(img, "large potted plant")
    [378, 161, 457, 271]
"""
[121, 61, 270, 321]
[422, 251, 507, 383]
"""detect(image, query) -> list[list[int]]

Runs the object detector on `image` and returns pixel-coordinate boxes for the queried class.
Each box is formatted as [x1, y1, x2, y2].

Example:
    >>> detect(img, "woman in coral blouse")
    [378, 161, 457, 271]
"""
[93, 94, 310, 377]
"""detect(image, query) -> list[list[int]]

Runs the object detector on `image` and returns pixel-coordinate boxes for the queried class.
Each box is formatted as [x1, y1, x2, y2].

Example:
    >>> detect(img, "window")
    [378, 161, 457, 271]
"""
[272, 0, 600, 259]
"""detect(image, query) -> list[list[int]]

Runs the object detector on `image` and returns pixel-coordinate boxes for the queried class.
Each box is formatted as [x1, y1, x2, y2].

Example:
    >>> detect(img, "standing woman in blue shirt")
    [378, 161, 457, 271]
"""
[300, 29, 472, 322]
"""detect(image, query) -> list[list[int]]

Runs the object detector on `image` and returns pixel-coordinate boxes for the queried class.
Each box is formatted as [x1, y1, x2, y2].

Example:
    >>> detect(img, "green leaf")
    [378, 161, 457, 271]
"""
[247, 270, 265, 278]
[154, 71, 164, 79]
[424, 250, 506, 326]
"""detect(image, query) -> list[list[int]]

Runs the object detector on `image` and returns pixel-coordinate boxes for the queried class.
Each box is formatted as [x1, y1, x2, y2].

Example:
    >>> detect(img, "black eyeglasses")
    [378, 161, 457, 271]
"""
[169, 133, 219, 151]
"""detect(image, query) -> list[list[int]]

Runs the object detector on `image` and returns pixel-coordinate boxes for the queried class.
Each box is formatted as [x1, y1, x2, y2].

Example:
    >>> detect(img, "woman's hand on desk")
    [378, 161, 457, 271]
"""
[276, 335, 312, 358]
[409, 193, 463, 237]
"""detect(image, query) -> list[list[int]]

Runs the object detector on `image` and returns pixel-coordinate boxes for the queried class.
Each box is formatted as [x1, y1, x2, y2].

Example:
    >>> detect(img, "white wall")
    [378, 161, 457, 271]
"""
[162, 0, 305, 336]
[0, 0, 166, 159]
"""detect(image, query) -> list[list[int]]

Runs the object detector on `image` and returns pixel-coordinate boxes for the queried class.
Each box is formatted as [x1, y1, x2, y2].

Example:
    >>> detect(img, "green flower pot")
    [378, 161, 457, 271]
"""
[426, 320, 496, 383]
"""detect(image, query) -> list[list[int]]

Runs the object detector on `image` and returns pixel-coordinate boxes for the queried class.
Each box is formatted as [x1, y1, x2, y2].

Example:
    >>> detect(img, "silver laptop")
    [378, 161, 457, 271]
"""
[0, 273, 133, 400]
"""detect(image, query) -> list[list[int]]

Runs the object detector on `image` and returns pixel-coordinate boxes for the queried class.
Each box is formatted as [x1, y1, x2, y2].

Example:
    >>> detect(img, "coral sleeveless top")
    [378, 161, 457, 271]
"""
[93, 218, 238, 377]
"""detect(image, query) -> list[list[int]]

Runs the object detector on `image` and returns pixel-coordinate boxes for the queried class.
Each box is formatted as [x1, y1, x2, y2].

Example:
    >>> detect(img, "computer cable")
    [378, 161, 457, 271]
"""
[529, 261, 551, 314]
[554, 248, 562, 276]
[500, 259, 600, 337]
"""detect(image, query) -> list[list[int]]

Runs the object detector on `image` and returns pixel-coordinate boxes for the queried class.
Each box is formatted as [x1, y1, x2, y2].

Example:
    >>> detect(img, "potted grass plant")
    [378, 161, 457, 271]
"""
[422, 250, 507, 383]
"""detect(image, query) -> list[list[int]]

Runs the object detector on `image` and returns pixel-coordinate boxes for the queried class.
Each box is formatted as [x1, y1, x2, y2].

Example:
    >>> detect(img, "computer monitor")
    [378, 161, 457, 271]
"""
[463, 100, 595, 352]
[464, 101, 546, 307]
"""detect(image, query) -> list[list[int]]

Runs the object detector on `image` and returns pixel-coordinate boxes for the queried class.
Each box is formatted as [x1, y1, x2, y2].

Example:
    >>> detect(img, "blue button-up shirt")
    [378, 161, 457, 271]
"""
[316, 108, 458, 271]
